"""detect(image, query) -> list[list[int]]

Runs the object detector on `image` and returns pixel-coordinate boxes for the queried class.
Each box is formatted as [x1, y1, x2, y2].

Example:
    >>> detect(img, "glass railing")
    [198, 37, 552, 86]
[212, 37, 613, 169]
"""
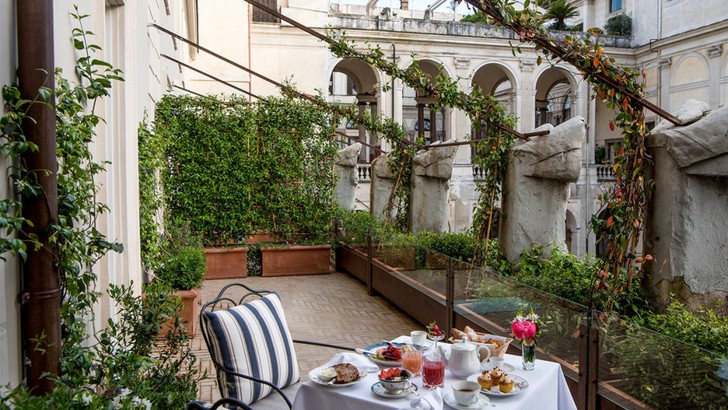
[335, 239, 728, 409]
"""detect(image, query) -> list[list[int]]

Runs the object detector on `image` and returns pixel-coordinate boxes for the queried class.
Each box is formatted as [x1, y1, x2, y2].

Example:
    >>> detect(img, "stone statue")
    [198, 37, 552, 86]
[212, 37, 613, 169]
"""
[370, 153, 396, 223]
[410, 139, 458, 233]
[645, 99, 728, 312]
[334, 143, 362, 210]
[500, 116, 586, 262]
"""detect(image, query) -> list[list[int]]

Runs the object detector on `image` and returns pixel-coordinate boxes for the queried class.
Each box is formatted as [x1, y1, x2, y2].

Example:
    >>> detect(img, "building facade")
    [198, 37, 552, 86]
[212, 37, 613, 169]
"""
[0, 0, 195, 389]
[190, 0, 725, 258]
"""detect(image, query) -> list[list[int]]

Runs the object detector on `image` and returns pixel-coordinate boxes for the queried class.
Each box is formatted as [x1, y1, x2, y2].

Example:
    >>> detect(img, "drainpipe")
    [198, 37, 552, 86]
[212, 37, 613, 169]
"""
[16, 0, 61, 395]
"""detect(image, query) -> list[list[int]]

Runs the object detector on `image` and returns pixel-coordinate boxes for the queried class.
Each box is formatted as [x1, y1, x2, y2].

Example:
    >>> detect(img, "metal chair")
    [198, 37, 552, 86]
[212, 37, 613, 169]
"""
[194, 282, 354, 409]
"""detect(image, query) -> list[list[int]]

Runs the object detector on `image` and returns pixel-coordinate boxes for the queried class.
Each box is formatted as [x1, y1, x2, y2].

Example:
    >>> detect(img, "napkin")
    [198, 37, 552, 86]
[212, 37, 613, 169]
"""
[322, 352, 379, 373]
[400, 387, 443, 410]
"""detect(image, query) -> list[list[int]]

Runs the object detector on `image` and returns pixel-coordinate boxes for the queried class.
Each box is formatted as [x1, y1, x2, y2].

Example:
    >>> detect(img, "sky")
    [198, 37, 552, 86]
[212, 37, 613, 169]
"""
[336, 0, 474, 14]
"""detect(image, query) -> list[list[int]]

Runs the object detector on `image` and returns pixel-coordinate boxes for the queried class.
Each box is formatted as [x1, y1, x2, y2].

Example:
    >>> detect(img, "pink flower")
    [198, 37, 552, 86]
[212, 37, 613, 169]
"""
[511, 320, 537, 340]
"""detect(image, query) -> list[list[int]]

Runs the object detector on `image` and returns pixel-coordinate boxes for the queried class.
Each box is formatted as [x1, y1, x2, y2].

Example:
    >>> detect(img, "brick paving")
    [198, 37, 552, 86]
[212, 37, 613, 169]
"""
[192, 271, 420, 403]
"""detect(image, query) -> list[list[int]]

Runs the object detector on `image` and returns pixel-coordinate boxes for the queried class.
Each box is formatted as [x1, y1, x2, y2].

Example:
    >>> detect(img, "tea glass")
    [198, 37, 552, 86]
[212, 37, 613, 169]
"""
[402, 349, 423, 377]
[422, 351, 445, 389]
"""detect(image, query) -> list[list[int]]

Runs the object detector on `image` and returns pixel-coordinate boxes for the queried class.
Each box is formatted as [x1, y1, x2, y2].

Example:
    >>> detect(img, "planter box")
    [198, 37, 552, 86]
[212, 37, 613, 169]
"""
[161, 288, 200, 337]
[204, 247, 248, 279]
[261, 244, 331, 276]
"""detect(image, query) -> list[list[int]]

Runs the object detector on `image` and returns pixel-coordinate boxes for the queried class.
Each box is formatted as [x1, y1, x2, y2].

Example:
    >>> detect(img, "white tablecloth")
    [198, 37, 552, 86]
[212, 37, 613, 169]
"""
[292, 336, 577, 410]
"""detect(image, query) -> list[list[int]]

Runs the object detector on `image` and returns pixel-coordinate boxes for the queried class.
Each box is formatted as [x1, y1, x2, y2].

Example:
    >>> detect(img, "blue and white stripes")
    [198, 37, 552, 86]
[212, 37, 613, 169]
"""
[202, 293, 299, 405]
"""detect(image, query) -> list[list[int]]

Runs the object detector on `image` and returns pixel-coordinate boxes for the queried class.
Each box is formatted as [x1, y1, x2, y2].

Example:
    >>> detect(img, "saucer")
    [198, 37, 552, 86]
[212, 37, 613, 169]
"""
[371, 381, 416, 399]
[443, 392, 491, 409]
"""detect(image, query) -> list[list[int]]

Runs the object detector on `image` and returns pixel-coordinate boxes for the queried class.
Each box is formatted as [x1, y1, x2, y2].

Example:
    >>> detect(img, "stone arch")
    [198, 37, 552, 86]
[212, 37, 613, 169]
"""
[670, 52, 710, 109]
[470, 62, 518, 158]
[402, 59, 452, 145]
[672, 52, 709, 87]
[328, 58, 382, 163]
[471, 61, 519, 113]
[534, 66, 578, 128]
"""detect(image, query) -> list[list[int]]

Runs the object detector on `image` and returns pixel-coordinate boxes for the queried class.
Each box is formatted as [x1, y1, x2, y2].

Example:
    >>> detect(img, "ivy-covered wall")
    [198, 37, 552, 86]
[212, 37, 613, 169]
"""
[152, 94, 339, 247]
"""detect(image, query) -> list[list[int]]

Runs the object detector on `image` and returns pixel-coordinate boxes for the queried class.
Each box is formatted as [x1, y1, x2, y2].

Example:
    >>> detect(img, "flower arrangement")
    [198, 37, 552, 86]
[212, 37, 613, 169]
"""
[511, 307, 542, 370]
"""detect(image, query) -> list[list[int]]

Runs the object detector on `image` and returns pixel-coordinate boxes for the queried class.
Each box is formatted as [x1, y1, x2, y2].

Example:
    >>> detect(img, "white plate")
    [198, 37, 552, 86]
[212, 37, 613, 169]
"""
[443, 392, 491, 409]
[308, 365, 367, 387]
[362, 342, 409, 366]
[467, 374, 527, 397]
[371, 381, 417, 399]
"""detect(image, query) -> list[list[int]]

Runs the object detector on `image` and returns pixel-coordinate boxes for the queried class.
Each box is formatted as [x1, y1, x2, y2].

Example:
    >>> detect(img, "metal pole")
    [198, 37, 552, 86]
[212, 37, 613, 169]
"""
[16, 0, 61, 394]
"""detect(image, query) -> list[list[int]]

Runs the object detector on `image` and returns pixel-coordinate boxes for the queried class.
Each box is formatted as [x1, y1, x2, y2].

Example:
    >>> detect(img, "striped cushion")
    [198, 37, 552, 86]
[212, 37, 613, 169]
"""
[202, 293, 299, 405]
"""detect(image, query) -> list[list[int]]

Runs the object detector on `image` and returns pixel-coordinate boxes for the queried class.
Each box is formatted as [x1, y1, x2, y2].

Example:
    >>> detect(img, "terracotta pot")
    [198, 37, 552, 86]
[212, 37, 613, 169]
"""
[160, 288, 200, 337]
[203, 247, 248, 279]
[261, 244, 331, 277]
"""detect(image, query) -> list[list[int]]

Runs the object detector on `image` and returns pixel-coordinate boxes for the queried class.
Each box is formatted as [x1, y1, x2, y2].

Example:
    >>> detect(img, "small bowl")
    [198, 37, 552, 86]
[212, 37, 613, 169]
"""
[378, 368, 412, 392]
[317, 366, 337, 383]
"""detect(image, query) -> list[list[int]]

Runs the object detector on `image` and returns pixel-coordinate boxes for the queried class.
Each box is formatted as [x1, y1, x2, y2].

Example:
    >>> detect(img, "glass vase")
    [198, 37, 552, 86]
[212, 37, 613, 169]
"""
[521, 340, 536, 371]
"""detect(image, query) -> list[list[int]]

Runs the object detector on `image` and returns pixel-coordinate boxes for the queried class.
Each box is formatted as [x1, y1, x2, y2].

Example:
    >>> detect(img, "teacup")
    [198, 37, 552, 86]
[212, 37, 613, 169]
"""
[485, 356, 505, 371]
[410, 330, 427, 346]
[452, 380, 480, 406]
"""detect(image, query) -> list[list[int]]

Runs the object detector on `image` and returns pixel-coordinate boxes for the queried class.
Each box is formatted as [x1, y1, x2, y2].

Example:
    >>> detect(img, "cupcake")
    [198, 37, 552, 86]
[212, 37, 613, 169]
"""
[499, 374, 514, 393]
[490, 367, 503, 386]
[477, 371, 492, 390]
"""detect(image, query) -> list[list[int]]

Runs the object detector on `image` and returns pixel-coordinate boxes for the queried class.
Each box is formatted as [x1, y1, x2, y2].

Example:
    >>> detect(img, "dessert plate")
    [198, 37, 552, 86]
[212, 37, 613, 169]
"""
[467, 374, 527, 397]
[309, 365, 367, 387]
[443, 392, 491, 409]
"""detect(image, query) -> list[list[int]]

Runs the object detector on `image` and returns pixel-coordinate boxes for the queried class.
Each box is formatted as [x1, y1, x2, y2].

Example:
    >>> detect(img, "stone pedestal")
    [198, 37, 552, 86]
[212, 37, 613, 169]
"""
[410, 140, 458, 233]
[370, 154, 396, 223]
[334, 143, 362, 210]
[500, 117, 586, 262]
[645, 100, 728, 312]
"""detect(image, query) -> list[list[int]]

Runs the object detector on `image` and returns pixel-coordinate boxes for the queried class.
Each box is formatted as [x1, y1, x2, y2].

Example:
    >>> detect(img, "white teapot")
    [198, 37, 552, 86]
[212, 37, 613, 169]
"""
[446, 338, 491, 379]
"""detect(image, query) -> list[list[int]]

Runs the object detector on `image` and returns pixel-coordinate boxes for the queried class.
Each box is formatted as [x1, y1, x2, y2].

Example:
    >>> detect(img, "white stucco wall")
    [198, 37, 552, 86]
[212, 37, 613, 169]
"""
[0, 0, 21, 391]
[0, 0, 191, 388]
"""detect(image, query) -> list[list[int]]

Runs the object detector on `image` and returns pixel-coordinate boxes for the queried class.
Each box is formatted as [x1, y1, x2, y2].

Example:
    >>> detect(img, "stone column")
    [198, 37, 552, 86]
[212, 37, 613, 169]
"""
[357, 101, 367, 162]
[334, 143, 362, 210]
[500, 116, 586, 262]
[410, 140, 458, 233]
[429, 103, 438, 143]
[370, 154, 396, 223]
[417, 102, 425, 140]
[644, 100, 728, 312]
[658, 58, 672, 112]
[707, 45, 723, 109]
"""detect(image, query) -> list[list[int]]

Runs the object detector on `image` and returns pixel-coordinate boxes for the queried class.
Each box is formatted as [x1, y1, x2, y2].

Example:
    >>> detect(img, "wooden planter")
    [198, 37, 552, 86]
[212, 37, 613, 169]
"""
[203, 247, 248, 279]
[261, 244, 331, 277]
[160, 288, 200, 337]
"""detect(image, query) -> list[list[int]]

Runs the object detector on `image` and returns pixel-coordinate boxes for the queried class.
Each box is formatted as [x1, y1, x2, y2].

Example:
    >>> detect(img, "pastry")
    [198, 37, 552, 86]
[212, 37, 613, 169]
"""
[490, 367, 503, 386]
[499, 374, 514, 393]
[477, 370, 492, 390]
[332, 363, 360, 384]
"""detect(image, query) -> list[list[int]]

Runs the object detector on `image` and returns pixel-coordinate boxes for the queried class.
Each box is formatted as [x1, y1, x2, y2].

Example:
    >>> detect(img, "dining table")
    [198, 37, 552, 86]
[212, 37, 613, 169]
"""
[292, 335, 577, 410]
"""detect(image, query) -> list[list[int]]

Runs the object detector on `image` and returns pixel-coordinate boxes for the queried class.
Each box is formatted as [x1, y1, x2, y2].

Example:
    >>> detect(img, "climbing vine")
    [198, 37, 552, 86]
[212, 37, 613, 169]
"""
[280, 83, 415, 230]
[325, 30, 519, 264]
[461, 0, 653, 311]
[1, 8, 199, 407]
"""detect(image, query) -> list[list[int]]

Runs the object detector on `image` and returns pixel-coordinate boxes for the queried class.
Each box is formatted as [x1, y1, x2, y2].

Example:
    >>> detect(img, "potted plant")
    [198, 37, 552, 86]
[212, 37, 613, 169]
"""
[155, 243, 206, 336]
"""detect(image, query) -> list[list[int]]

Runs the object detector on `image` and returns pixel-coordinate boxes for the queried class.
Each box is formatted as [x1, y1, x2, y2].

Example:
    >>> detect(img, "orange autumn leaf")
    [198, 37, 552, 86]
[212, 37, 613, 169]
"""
[622, 98, 629, 109]
[609, 121, 615, 132]
[607, 216, 614, 228]
[593, 57, 600, 68]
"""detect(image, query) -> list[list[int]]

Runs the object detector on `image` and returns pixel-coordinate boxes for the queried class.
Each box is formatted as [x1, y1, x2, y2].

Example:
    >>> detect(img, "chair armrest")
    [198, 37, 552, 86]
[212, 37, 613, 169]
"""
[293, 339, 356, 351]
[215, 366, 294, 408]
[188, 398, 253, 410]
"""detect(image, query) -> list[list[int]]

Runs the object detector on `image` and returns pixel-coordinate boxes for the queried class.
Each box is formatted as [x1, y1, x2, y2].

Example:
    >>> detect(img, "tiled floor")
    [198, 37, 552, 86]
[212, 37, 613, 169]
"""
[193, 271, 421, 402]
